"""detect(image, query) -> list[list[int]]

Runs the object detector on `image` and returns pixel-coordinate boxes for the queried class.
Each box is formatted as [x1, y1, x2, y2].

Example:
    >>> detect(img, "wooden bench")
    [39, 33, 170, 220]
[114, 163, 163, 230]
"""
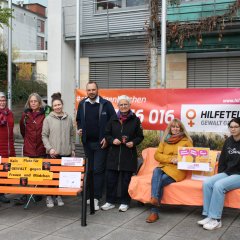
[129, 147, 240, 209]
[0, 156, 92, 227]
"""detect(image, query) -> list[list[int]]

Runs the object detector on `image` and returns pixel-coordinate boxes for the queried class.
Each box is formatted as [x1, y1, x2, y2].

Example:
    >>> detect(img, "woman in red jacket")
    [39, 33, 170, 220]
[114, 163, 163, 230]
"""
[20, 93, 47, 157]
[0, 92, 15, 203]
[15, 93, 48, 205]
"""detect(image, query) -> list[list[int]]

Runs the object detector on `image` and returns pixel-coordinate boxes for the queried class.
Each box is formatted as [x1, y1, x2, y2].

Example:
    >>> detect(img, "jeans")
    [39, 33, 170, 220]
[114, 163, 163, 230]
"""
[151, 167, 175, 213]
[202, 172, 240, 219]
[83, 141, 107, 200]
[106, 170, 133, 205]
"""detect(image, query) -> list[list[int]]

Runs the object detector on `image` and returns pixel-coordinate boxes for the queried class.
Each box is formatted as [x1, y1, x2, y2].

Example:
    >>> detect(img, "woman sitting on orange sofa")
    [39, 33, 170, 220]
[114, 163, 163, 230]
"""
[146, 118, 193, 223]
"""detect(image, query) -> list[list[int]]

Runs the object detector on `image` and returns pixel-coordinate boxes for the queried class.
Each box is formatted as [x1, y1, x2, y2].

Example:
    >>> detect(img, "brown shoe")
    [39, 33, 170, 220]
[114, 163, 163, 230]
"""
[146, 213, 159, 223]
[150, 197, 160, 206]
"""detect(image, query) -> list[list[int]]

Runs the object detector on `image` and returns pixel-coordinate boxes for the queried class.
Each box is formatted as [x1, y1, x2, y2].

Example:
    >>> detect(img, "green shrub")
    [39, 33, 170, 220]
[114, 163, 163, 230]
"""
[0, 51, 17, 86]
[136, 131, 225, 157]
[190, 133, 225, 150]
[137, 130, 161, 157]
[11, 80, 47, 103]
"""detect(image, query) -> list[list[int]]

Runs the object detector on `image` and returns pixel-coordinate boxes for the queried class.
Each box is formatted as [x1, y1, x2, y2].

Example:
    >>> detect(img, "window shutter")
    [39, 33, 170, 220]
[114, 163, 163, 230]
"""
[90, 60, 149, 88]
[188, 57, 240, 88]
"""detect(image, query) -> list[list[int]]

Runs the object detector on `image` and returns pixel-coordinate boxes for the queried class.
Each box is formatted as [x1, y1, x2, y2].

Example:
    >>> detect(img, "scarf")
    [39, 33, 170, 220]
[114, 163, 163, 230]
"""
[0, 108, 10, 126]
[165, 132, 185, 144]
[117, 110, 133, 124]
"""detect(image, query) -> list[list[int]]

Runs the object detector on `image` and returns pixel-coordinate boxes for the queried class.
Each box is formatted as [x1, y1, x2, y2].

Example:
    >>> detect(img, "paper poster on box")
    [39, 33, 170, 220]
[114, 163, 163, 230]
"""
[59, 172, 81, 188]
[191, 151, 220, 181]
[177, 147, 210, 171]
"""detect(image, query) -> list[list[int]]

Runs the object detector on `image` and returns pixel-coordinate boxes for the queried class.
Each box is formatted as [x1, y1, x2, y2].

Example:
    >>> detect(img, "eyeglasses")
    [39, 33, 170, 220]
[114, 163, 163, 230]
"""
[0, 100, 6, 103]
[119, 104, 129, 107]
[229, 126, 240, 129]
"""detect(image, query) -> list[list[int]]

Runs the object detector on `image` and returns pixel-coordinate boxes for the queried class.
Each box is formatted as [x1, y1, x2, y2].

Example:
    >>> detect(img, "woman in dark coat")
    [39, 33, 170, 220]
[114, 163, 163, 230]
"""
[0, 92, 15, 203]
[101, 95, 144, 212]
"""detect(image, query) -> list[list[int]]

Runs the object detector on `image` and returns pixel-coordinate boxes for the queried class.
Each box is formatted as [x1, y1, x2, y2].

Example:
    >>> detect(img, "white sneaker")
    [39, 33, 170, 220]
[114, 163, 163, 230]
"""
[197, 217, 211, 226]
[119, 204, 129, 212]
[46, 196, 54, 208]
[87, 198, 99, 210]
[55, 196, 64, 207]
[101, 202, 115, 211]
[203, 219, 222, 230]
[94, 199, 100, 211]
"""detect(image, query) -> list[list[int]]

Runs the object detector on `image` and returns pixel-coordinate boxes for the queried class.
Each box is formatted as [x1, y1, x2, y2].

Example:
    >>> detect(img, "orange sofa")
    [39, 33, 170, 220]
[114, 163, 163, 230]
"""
[128, 147, 240, 208]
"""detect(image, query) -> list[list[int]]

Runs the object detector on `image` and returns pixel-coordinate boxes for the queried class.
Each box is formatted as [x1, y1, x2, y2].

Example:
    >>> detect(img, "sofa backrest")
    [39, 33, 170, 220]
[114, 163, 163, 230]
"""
[138, 148, 158, 176]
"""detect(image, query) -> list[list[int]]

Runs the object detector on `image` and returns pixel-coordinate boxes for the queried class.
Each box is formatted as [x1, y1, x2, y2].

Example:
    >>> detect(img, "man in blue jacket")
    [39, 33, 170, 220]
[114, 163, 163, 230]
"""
[76, 82, 116, 210]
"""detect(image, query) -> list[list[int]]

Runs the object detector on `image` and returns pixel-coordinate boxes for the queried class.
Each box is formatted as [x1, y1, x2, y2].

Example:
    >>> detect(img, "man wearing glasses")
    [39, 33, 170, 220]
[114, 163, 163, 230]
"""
[76, 82, 116, 210]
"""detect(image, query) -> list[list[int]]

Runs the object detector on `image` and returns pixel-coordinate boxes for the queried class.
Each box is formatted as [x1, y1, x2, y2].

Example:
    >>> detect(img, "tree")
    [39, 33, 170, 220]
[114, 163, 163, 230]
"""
[0, 7, 12, 28]
[0, 51, 17, 90]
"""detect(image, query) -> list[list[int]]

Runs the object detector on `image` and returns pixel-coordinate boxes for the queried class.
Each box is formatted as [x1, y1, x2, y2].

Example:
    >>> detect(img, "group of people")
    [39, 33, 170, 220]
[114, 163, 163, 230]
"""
[0, 82, 144, 212]
[146, 116, 240, 232]
[1, 83, 240, 231]
[0, 91, 75, 207]
[76, 82, 144, 212]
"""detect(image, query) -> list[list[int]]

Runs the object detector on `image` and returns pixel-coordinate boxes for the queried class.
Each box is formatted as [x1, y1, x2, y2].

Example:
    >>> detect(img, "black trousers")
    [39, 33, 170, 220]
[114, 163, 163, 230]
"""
[83, 142, 107, 200]
[106, 169, 133, 205]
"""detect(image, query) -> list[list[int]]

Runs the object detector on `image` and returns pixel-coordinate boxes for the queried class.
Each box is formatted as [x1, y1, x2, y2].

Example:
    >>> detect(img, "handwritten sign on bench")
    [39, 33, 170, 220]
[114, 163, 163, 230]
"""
[6, 157, 53, 181]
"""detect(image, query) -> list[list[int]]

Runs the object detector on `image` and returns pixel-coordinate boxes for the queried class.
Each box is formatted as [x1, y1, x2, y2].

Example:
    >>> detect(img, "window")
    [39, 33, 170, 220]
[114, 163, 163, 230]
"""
[126, 0, 145, 7]
[187, 57, 240, 88]
[90, 60, 149, 88]
[96, 0, 147, 11]
[37, 36, 45, 50]
[37, 19, 45, 33]
[97, 0, 122, 10]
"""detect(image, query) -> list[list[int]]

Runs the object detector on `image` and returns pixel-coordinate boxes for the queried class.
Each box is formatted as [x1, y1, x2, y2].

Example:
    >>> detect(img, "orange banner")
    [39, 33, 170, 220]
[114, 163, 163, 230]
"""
[76, 88, 240, 132]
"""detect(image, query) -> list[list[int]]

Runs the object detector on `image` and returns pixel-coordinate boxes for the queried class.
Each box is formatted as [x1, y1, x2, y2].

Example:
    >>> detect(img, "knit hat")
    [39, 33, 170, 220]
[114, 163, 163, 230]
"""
[0, 92, 6, 98]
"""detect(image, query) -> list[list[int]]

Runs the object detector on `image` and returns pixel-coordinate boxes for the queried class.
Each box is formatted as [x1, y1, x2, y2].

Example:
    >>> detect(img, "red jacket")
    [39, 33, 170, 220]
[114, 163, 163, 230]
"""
[0, 110, 16, 157]
[20, 108, 46, 157]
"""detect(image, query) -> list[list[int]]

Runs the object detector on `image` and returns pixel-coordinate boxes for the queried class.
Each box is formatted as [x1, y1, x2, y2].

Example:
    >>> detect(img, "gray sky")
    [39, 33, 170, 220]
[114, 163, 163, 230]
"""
[12, 0, 47, 7]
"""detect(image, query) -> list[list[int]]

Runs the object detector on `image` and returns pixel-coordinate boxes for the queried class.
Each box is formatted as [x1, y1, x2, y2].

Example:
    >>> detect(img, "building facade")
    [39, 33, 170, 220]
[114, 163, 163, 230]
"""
[47, 0, 240, 115]
[0, 0, 47, 81]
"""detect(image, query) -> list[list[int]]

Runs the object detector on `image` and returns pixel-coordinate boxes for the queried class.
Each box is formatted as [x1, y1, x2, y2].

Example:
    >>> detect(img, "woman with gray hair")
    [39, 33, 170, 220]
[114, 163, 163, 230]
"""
[0, 92, 15, 203]
[20, 93, 48, 158]
[15, 93, 50, 205]
[101, 95, 144, 212]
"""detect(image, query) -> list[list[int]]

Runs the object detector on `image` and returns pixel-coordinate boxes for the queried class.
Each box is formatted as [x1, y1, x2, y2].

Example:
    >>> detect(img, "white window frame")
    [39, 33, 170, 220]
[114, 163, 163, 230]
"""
[94, 0, 148, 13]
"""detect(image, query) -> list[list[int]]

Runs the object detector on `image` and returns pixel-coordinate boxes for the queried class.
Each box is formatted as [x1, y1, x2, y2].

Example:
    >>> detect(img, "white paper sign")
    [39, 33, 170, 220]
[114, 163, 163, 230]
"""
[61, 157, 83, 166]
[59, 172, 81, 188]
[178, 162, 210, 172]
